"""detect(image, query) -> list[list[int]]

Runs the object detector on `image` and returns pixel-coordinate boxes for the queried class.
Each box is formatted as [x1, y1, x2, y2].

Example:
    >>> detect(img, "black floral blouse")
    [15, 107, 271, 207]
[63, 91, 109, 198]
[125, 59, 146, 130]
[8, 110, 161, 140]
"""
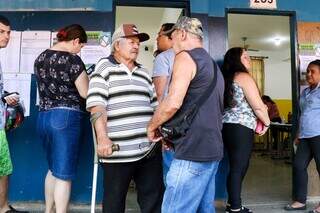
[34, 49, 86, 112]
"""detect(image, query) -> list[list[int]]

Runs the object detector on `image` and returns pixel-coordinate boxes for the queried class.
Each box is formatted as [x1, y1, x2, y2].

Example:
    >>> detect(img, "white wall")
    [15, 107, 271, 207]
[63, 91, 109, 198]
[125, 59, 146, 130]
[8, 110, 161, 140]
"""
[137, 44, 154, 76]
[250, 49, 292, 99]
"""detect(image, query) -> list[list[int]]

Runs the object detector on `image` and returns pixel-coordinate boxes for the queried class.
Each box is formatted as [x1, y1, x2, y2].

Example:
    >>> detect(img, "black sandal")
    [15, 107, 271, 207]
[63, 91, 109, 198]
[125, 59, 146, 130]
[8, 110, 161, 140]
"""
[226, 206, 253, 213]
[284, 204, 306, 211]
[5, 205, 29, 213]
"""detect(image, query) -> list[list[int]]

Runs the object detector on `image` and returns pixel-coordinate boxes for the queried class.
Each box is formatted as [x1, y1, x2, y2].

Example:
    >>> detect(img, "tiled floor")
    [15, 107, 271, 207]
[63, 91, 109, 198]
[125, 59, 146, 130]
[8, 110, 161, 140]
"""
[243, 153, 292, 205]
[12, 154, 320, 212]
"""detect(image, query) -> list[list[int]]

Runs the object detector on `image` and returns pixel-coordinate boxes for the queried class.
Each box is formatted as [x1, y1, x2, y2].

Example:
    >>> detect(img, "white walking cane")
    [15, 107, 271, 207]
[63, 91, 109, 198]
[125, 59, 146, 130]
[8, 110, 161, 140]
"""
[90, 113, 119, 213]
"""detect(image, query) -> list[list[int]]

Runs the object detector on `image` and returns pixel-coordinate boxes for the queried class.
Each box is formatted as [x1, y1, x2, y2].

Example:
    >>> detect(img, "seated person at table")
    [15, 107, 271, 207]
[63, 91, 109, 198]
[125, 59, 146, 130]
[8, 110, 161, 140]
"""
[262, 95, 281, 123]
[262, 95, 282, 150]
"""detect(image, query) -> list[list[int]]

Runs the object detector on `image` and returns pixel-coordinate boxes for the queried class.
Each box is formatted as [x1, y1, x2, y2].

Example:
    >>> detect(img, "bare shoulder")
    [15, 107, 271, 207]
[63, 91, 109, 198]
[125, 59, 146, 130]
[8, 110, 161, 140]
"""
[175, 51, 193, 63]
[173, 51, 196, 79]
[234, 72, 255, 87]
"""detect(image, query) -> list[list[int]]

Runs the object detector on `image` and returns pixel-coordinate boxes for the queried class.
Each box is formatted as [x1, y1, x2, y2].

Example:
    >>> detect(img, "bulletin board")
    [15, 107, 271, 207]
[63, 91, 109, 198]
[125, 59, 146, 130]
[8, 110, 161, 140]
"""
[1, 11, 113, 202]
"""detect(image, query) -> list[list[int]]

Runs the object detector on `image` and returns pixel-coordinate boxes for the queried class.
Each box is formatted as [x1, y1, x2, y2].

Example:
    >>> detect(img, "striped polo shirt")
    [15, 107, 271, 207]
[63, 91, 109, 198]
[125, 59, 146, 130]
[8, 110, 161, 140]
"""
[86, 55, 157, 163]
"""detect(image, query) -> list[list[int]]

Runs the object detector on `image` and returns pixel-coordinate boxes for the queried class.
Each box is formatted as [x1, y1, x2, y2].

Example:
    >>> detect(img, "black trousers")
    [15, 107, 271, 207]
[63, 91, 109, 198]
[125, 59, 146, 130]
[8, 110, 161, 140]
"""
[293, 135, 320, 203]
[271, 117, 282, 150]
[102, 147, 164, 213]
[223, 123, 254, 209]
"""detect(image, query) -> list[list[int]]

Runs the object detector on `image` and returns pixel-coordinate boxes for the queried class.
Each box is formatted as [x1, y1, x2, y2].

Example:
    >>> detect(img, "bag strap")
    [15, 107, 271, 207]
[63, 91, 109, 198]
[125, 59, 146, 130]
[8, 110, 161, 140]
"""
[195, 59, 218, 107]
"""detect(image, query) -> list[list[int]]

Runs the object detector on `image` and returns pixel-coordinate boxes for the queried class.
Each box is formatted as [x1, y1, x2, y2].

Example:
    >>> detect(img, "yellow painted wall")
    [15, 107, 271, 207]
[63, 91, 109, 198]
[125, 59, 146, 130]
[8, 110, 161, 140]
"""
[273, 99, 292, 122]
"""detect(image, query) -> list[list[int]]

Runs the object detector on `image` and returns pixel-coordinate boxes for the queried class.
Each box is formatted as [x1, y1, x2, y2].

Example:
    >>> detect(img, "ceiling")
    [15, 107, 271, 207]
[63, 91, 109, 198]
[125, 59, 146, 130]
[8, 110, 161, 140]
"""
[116, 6, 182, 47]
[228, 14, 291, 52]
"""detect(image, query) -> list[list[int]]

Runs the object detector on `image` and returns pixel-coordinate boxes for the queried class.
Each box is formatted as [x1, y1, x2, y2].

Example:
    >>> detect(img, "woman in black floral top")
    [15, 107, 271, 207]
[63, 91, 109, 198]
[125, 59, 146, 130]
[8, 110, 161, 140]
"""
[34, 24, 88, 213]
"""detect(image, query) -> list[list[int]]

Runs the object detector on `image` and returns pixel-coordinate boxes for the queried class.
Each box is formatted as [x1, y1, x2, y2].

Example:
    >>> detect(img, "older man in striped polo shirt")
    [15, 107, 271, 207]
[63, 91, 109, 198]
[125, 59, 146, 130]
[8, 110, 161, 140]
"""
[86, 24, 164, 213]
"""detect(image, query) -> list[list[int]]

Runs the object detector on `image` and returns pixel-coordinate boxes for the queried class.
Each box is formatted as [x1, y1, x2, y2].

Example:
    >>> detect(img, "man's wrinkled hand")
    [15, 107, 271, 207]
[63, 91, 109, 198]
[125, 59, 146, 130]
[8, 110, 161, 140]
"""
[147, 126, 162, 142]
[4, 94, 19, 106]
[97, 137, 114, 157]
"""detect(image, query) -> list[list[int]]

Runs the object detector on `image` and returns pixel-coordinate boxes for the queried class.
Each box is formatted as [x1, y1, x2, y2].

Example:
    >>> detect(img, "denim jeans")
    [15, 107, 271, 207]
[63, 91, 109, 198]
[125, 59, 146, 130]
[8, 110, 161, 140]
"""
[37, 107, 85, 180]
[162, 158, 220, 213]
[163, 149, 174, 185]
[215, 149, 229, 200]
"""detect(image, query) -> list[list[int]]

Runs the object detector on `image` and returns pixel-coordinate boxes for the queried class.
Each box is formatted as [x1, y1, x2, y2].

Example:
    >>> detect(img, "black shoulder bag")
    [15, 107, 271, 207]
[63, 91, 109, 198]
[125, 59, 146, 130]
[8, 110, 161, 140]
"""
[159, 60, 218, 140]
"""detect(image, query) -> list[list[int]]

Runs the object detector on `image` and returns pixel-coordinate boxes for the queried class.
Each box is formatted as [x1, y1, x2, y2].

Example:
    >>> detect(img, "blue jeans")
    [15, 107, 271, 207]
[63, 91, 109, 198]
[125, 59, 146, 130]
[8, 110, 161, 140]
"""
[163, 149, 174, 185]
[162, 158, 220, 213]
[37, 108, 85, 180]
[215, 149, 229, 200]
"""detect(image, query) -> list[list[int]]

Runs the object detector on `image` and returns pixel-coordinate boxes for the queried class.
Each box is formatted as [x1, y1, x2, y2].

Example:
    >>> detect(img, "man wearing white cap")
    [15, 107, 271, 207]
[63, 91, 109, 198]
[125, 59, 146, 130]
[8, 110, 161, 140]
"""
[86, 24, 164, 213]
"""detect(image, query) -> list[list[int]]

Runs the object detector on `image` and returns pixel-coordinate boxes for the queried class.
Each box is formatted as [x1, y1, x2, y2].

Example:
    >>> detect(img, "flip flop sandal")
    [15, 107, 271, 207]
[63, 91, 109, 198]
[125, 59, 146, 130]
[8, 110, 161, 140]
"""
[284, 204, 307, 211]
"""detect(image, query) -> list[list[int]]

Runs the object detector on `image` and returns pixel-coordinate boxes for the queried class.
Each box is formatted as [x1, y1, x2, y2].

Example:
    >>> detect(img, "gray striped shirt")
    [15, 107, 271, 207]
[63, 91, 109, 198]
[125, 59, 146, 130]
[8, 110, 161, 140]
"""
[86, 55, 157, 163]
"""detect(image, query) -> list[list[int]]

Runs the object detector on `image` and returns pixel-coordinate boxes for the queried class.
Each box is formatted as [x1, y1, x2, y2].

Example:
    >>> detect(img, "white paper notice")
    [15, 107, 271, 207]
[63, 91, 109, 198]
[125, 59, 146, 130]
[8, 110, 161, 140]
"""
[0, 31, 21, 73]
[3, 74, 31, 116]
[51, 32, 58, 47]
[20, 31, 51, 74]
[80, 31, 111, 66]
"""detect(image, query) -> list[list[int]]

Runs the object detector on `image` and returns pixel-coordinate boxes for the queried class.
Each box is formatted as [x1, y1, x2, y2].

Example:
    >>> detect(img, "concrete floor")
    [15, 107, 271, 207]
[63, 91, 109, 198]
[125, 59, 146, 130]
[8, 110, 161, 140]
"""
[11, 154, 320, 213]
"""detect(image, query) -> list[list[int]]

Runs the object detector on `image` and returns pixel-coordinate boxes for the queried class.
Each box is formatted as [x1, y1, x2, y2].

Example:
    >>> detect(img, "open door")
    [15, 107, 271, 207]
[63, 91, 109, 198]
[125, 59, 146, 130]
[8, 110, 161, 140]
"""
[227, 9, 298, 208]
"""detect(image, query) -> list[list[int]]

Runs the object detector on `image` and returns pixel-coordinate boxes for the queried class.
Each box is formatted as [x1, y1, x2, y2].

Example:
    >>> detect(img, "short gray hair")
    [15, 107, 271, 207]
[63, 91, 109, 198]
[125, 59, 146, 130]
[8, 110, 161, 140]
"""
[111, 37, 126, 53]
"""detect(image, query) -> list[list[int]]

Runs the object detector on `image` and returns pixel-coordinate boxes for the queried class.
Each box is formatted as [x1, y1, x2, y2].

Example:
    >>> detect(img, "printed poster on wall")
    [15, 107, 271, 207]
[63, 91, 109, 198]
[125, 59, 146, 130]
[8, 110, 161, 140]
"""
[298, 22, 320, 92]
[20, 31, 51, 74]
[80, 31, 111, 73]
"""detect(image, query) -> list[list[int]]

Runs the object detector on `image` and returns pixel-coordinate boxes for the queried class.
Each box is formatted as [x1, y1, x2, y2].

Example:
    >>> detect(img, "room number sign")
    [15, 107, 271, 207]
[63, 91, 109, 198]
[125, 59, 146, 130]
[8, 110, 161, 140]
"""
[250, 0, 277, 9]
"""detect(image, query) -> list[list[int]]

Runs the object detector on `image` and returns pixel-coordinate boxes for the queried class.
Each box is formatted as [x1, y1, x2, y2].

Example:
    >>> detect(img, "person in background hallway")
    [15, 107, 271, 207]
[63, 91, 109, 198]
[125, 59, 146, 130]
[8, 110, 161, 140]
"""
[152, 23, 175, 184]
[262, 95, 282, 150]
[222, 47, 270, 213]
[86, 24, 163, 213]
[284, 60, 320, 213]
[0, 15, 29, 213]
[34, 24, 89, 213]
[261, 95, 281, 123]
[148, 16, 224, 213]
[153, 23, 174, 101]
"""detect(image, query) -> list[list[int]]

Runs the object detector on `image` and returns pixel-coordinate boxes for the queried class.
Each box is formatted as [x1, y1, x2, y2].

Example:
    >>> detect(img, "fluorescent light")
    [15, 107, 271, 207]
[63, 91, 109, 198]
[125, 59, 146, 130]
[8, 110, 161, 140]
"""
[274, 38, 281, 46]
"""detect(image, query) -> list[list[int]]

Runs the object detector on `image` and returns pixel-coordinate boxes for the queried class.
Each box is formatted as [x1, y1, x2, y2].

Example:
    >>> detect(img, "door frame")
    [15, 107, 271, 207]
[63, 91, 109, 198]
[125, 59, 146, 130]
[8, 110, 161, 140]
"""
[226, 8, 299, 141]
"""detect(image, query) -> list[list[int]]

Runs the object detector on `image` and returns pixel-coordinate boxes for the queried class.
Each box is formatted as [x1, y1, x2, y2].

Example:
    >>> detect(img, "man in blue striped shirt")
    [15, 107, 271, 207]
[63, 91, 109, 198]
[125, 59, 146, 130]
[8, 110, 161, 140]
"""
[86, 24, 164, 213]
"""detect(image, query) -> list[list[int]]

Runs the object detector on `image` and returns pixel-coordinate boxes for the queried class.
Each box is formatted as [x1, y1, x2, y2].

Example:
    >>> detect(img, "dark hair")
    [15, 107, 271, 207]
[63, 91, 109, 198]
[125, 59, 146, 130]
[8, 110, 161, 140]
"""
[0, 15, 10, 26]
[153, 49, 161, 57]
[161, 23, 175, 39]
[57, 24, 87, 43]
[222, 47, 249, 108]
[261, 95, 275, 104]
[308, 59, 320, 70]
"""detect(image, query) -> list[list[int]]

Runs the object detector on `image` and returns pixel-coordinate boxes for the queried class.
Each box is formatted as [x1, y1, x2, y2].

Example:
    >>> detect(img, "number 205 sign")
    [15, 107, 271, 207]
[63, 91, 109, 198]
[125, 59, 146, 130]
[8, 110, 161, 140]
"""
[250, 0, 277, 9]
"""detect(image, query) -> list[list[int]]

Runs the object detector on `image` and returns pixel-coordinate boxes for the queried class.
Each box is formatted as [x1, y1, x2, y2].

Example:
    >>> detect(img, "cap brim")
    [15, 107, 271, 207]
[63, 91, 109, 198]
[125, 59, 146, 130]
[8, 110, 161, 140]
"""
[162, 27, 176, 35]
[124, 33, 150, 42]
[137, 33, 150, 42]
